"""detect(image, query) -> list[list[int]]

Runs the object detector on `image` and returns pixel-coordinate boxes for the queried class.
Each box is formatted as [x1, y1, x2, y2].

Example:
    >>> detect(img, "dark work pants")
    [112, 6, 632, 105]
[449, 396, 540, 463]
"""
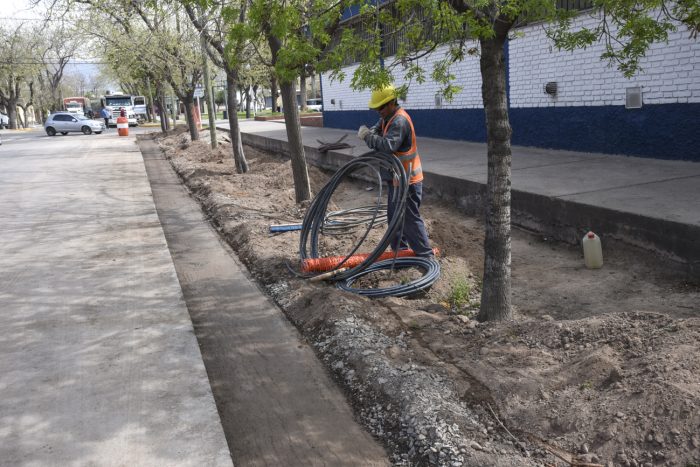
[386, 182, 433, 256]
[104, 118, 109, 128]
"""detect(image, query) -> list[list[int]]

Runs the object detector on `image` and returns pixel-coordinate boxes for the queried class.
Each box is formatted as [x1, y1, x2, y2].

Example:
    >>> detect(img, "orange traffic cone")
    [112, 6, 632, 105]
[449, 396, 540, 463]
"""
[117, 107, 129, 136]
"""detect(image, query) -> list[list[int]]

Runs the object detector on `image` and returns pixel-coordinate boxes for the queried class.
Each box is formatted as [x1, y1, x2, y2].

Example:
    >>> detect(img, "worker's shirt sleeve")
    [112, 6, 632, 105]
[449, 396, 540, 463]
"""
[364, 115, 411, 154]
[369, 119, 382, 136]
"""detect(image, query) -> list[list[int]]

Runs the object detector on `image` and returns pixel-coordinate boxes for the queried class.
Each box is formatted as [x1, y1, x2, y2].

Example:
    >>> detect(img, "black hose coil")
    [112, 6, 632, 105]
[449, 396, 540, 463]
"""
[336, 256, 441, 297]
[299, 150, 440, 295]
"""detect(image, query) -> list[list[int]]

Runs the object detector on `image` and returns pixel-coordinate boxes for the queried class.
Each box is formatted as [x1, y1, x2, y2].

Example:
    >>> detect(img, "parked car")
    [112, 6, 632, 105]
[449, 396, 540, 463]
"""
[45, 112, 105, 136]
[306, 99, 322, 111]
[0, 112, 8, 129]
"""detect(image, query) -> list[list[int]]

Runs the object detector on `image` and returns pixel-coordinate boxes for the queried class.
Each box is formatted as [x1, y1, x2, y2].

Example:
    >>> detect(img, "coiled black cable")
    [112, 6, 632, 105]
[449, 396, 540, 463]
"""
[336, 256, 441, 297]
[299, 151, 406, 278]
[298, 150, 440, 295]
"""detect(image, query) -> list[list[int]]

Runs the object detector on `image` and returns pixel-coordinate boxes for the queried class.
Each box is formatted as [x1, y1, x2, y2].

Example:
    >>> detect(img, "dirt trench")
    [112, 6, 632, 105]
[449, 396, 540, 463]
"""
[154, 129, 700, 467]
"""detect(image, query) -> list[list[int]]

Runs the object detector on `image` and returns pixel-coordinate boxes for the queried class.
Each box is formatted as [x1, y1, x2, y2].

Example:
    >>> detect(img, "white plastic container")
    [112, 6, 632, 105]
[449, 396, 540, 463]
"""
[582, 231, 603, 269]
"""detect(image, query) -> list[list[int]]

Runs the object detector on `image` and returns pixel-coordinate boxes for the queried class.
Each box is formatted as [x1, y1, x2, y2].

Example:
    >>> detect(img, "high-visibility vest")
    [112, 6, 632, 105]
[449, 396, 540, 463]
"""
[381, 108, 423, 184]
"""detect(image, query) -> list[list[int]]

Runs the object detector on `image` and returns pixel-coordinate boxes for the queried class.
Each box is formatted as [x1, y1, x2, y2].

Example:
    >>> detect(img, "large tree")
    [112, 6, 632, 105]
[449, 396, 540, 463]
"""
[329, 0, 698, 321]
[247, 0, 344, 203]
[183, 0, 250, 173]
[0, 24, 43, 129]
[57, 0, 203, 140]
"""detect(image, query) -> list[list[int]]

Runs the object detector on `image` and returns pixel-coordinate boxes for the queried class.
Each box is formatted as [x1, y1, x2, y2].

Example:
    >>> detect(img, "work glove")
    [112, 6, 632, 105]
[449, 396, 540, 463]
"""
[357, 125, 371, 141]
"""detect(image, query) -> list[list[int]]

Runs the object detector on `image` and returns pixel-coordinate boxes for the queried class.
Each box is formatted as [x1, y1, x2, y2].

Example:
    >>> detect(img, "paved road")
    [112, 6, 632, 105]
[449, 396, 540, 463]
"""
[139, 136, 390, 466]
[0, 128, 231, 466]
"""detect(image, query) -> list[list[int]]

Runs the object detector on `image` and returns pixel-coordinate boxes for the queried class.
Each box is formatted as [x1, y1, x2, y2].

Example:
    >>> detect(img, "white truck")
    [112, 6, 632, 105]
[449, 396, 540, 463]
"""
[133, 96, 148, 122]
[63, 97, 90, 116]
[101, 94, 139, 127]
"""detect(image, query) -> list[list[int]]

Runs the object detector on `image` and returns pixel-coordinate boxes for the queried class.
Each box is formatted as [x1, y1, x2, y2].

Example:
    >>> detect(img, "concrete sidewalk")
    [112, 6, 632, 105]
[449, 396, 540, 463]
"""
[218, 119, 700, 275]
[0, 131, 231, 466]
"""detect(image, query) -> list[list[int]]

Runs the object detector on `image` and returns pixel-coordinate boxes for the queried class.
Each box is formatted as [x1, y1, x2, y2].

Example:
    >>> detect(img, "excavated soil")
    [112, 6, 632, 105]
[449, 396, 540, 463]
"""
[153, 128, 700, 467]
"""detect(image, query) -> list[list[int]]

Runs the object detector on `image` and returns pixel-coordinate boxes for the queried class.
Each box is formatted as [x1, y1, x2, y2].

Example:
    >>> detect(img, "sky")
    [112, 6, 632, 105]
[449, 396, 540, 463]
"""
[1, 0, 102, 82]
[0, 0, 44, 23]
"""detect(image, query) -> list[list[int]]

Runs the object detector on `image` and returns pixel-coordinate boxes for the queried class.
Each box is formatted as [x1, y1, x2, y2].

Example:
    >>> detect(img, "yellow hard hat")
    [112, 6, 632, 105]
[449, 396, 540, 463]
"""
[368, 85, 396, 109]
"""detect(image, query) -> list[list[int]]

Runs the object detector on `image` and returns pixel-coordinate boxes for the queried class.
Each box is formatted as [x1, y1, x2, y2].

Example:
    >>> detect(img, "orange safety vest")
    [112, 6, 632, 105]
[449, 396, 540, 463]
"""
[381, 108, 423, 185]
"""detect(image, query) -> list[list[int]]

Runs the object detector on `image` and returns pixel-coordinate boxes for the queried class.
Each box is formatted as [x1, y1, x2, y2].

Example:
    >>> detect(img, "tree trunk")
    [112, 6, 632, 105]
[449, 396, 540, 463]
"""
[280, 80, 311, 203]
[270, 74, 279, 111]
[170, 96, 177, 129]
[182, 94, 199, 141]
[242, 84, 250, 118]
[159, 93, 168, 132]
[7, 104, 19, 130]
[201, 35, 217, 148]
[146, 76, 155, 123]
[16, 108, 25, 128]
[477, 36, 513, 322]
[253, 84, 259, 113]
[299, 73, 308, 111]
[155, 83, 167, 131]
[266, 28, 311, 202]
[226, 74, 249, 174]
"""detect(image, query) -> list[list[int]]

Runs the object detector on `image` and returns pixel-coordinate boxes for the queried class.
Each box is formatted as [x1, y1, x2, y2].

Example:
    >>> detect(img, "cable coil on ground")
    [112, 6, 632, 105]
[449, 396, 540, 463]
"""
[298, 151, 440, 296]
[336, 256, 441, 298]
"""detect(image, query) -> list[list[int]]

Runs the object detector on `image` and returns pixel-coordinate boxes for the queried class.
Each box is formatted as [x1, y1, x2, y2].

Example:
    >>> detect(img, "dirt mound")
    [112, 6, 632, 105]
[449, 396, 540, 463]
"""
[154, 130, 700, 467]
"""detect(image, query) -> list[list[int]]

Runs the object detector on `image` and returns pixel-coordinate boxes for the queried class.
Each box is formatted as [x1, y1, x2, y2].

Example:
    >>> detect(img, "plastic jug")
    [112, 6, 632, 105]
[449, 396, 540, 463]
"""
[582, 231, 603, 269]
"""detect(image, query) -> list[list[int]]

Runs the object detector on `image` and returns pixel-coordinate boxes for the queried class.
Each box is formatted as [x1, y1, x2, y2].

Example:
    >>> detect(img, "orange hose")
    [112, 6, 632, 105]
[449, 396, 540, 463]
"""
[302, 247, 440, 273]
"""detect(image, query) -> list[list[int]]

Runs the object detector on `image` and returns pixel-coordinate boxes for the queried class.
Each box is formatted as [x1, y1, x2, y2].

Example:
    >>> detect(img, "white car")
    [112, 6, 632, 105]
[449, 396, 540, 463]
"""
[306, 99, 322, 111]
[45, 112, 105, 136]
[0, 112, 8, 129]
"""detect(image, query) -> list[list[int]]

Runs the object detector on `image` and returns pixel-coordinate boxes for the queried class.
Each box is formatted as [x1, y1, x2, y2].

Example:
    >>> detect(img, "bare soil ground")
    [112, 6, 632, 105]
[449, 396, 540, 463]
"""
[154, 128, 699, 467]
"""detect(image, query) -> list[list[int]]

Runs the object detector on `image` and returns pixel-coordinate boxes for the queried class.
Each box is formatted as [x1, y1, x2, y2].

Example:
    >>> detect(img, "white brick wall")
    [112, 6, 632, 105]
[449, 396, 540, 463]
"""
[322, 42, 483, 111]
[509, 11, 700, 107]
[324, 10, 700, 109]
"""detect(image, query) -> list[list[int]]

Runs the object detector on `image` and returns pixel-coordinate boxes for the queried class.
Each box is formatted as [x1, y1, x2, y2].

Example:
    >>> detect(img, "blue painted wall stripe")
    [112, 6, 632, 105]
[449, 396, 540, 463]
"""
[509, 103, 700, 160]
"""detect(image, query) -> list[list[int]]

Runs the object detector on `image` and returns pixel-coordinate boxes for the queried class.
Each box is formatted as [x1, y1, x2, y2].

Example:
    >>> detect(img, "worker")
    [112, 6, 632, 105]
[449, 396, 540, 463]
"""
[100, 105, 110, 130]
[357, 85, 433, 257]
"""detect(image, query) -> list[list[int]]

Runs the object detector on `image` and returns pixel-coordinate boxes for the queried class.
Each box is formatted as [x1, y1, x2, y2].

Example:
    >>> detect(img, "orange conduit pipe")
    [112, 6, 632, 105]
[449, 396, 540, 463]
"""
[302, 247, 440, 273]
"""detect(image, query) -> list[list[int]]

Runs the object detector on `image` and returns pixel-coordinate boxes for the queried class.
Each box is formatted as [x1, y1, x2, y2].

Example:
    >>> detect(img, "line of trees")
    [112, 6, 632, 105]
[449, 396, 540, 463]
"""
[0, 19, 90, 129]
[46, 0, 698, 322]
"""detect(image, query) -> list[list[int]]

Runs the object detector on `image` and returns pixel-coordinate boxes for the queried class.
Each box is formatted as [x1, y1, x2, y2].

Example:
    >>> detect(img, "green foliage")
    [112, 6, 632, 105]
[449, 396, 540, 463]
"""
[674, 0, 700, 38]
[245, 0, 345, 84]
[324, 0, 695, 98]
[214, 89, 226, 106]
[547, 0, 686, 77]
